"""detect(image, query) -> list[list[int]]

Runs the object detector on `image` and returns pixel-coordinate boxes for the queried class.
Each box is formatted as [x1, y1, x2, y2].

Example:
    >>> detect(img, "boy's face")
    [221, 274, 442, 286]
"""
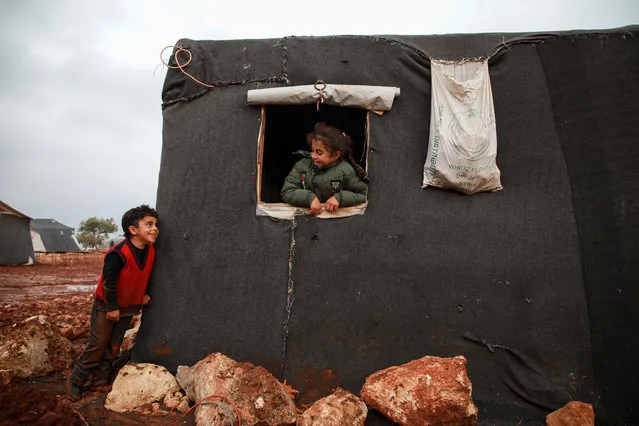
[128, 215, 159, 246]
[311, 139, 341, 168]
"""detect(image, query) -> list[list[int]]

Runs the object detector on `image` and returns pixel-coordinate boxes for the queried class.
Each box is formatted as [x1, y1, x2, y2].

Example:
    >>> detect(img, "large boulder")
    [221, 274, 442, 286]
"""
[0, 315, 75, 378]
[176, 352, 297, 426]
[546, 401, 594, 426]
[361, 355, 478, 425]
[297, 387, 368, 426]
[105, 363, 181, 412]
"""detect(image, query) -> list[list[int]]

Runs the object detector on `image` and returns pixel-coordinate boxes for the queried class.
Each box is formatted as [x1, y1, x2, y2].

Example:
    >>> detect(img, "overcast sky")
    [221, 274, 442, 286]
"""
[1, 0, 637, 234]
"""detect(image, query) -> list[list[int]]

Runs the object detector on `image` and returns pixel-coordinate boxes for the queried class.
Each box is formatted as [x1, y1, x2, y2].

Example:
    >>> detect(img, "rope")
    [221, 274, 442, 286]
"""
[372, 33, 560, 66]
[486, 33, 559, 63]
[161, 45, 216, 89]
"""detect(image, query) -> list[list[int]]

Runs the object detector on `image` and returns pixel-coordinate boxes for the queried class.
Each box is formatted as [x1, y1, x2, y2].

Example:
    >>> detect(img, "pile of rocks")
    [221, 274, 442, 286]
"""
[104, 352, 479, 425]
[0, 315, 595, 425]
[103, 353, 594, 425]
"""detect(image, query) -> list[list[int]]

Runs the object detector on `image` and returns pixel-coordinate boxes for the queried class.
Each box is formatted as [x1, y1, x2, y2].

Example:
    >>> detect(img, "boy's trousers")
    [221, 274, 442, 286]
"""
[69, 301, 132, 386]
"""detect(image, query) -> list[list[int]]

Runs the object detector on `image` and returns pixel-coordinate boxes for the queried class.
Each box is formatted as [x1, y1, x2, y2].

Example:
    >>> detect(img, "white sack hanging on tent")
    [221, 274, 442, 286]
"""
[422, 59, 503, 194]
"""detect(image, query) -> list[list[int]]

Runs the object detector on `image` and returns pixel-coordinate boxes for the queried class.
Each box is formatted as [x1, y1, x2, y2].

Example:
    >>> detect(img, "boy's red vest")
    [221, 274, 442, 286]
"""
[95, 239, 155, 307]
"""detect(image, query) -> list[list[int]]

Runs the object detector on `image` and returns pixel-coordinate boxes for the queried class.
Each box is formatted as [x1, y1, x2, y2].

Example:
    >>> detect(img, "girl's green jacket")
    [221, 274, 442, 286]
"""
[280, 155, 368, 207]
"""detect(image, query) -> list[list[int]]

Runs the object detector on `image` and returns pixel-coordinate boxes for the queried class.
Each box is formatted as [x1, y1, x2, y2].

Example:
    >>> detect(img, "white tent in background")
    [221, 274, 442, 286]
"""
[30, 219, 81, 253]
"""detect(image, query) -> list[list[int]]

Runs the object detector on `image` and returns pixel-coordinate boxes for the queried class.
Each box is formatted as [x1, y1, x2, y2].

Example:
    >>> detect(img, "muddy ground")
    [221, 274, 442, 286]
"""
[0, 253, 192, 425]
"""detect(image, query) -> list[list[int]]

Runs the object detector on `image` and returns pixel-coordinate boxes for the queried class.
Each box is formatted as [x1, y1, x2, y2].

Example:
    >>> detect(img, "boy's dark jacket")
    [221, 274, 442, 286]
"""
[281, 153, 368, 207]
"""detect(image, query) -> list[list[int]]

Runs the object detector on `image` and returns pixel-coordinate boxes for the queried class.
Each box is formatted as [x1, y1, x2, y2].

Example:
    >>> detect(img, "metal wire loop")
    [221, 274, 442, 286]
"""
[314, 80, 327, 111]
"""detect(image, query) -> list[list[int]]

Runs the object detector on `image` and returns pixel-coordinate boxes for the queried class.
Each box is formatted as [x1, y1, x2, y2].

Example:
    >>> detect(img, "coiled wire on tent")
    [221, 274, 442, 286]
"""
[161, 45, 216, 89]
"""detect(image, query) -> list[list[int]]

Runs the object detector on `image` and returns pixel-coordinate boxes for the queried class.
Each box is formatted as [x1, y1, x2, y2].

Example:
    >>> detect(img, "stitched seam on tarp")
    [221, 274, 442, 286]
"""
[161, 76, 289, 108]
[280, 37, 291, 85]
[279, 217, 297, 380]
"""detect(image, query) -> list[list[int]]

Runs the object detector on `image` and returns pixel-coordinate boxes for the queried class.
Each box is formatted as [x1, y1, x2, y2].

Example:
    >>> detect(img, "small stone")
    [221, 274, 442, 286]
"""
[297, 388, 367, 426]
[0, 369, 13, 386]
[176, 398, 190, 413]
[137, 404, 153, 415]
[164, 390, 181, 410]
[546, 401, 594, 426]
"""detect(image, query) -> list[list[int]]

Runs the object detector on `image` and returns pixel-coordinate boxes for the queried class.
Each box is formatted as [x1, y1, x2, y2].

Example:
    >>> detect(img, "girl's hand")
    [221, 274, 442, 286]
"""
[142, 294, 151, 305]
[325, 196, 340, 212]
[310, 197, 322, 215]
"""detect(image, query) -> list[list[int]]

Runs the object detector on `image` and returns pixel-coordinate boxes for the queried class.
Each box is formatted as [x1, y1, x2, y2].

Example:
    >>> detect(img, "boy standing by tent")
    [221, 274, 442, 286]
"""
[67, 205, 159, 401]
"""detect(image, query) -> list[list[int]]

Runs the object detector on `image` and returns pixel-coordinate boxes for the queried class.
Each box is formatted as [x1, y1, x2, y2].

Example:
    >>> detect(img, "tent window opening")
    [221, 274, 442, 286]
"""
[257, 104, 369, 220]
[248, 82, 400, 220]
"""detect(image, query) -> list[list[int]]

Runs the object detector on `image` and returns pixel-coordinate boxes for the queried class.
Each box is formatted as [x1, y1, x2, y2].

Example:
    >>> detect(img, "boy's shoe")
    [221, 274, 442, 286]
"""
[67, 381, 84, 401]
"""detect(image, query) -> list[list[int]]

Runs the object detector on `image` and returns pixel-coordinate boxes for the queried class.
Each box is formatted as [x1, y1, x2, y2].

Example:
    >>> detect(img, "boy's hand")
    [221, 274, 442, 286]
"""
[325, 196, 340, 212]
[142, 294, 151, 305]
[310, 197, 322, 216]
[106, 309, 120, 322]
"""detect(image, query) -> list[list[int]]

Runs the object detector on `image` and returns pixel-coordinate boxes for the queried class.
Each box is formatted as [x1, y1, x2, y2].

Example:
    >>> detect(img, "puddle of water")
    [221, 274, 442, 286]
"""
[0, 284, 95, 304]
[65, 284, 96, 292]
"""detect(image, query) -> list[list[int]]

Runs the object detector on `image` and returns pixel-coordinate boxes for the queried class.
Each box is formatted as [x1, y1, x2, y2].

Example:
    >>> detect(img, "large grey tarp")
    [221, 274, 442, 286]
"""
[0, 201, 35, 265]
[133, 27, 639, 425]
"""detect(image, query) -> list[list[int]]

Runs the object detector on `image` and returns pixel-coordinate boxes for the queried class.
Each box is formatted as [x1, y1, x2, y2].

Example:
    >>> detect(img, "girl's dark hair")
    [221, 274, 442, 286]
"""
[122, 204, 158, 238]
[306, 122, 369, 183]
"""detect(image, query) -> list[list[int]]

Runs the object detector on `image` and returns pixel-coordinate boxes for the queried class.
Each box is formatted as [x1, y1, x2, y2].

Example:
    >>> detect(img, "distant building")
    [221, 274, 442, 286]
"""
[0, 200, 36, 265]
[31, 219, 81, 253]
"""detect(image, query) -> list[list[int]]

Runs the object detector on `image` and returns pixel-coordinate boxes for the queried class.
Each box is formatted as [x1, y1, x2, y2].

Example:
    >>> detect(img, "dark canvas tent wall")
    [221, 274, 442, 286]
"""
[30, 219, 81, 253]
[133, 26, 639, 424]
[0, 200, 35, 265]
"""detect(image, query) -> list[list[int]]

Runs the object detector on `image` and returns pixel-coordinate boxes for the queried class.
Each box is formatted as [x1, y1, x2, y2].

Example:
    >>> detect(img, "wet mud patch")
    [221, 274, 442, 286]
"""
[0, 375, 193, 425]
[0, 254, 199, 425]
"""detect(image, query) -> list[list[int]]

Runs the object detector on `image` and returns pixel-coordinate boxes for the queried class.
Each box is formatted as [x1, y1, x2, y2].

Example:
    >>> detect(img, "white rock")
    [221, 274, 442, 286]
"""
[105, 363, 180, 412]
